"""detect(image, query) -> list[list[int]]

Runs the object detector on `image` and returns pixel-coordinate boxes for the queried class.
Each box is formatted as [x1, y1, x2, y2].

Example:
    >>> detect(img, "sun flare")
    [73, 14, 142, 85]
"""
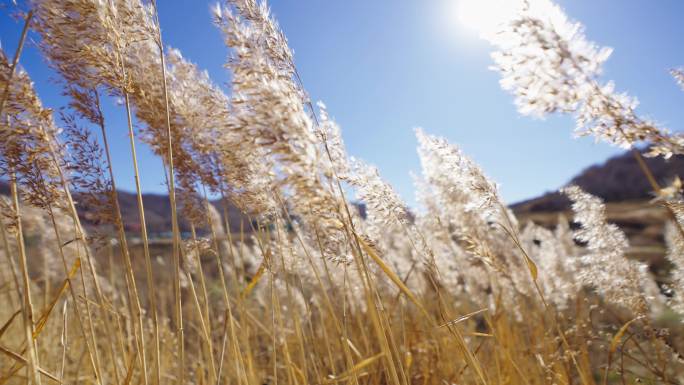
[455, 0, 522, 38]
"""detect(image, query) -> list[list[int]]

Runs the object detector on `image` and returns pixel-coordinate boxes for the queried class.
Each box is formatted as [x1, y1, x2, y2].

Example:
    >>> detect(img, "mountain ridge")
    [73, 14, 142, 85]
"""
[0, 181, 250, 235]
[3, 147, 681, 239]
[511, 147, 684, 268]
[511, 148, 684, 212]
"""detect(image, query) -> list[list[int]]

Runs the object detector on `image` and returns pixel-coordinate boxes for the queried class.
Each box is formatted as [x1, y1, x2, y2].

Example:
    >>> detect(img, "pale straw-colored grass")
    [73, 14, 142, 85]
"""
[2, 1, 684, 384]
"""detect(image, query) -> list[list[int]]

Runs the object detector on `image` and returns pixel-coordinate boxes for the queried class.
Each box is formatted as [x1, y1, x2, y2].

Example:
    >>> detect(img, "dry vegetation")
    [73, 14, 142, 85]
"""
[2, 0, 684, 384]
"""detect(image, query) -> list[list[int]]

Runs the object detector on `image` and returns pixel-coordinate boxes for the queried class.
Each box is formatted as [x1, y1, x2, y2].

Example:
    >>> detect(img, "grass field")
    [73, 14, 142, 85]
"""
[2, 0, 684, 384]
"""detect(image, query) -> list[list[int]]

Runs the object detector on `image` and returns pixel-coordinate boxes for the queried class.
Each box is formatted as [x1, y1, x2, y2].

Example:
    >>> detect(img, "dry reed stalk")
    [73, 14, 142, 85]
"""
[271, 221, 305, 384]
[188, 224, 214, 341]
[59, 300, 67, 382]
[224, 221, 255, 385]
[183, 264, 217, 382]
[85, 86, 160, 385]
[85, 90, 146, 384]
[9, 174, 42, 385]
[146, 3, 186, 381]
[42, 201, 104, 384]
[0, 12, 31, 319]
[0, 204, 22, 310]
[0, 11, 32, 118]
[113, 89, 151, 383]
[0, 15, 41, 385]
[281, 212, 360, 381]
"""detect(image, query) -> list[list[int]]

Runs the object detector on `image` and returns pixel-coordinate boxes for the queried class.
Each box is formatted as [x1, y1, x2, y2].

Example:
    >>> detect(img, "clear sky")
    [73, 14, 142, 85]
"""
[2, 0, 684, 206]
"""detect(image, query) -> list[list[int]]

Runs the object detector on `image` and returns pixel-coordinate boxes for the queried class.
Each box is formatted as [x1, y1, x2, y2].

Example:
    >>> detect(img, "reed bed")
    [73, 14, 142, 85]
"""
[1, 0, 684, 384]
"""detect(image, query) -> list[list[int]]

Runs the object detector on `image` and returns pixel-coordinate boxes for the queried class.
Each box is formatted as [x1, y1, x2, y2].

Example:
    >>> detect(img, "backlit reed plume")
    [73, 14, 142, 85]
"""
[519, 220, 579, 309]
[415, 128, 538, 310]
[489, 0, 684, 158]
[163, 48, 272, 217]
[563, 185, 653, 315]
[672, 67, 684, 91]
[214, 1, 349, 261]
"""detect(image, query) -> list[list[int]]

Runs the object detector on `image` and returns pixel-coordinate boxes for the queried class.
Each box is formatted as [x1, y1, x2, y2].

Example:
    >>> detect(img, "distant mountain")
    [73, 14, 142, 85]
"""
[0, 181, 250, 236]
[76, 189, 251, 236]
[511, 148, 684, 213]
[512, 148, 684, 268]
[4, 148, 682, 242]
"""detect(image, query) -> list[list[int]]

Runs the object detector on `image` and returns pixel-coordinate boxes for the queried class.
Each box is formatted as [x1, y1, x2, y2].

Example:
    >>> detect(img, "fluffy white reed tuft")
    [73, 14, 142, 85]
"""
[671, 68, 684, 91]
[563, 185, 652, 315]
[489, 0, 684, 158]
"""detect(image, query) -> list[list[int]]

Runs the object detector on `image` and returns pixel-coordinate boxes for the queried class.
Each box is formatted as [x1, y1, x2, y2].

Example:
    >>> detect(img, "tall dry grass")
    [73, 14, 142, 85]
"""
[2, 0, 684, 384]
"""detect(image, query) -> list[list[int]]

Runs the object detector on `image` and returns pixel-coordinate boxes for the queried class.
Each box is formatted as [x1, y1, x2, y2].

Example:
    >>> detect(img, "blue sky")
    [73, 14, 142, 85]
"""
[2, 0, 684, 206]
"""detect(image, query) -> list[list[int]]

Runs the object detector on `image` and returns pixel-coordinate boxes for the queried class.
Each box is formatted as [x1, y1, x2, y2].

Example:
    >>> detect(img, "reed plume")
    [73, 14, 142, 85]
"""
[563, 185, 652, 315]
[489, 0, 684, 158]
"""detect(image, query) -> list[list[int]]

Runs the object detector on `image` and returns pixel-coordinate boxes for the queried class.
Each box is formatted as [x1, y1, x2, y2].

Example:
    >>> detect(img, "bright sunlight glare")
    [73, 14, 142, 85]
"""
[455, 0, 522, 38]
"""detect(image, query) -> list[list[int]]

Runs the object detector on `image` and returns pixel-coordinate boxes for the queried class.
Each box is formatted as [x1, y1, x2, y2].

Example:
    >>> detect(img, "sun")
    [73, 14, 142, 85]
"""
[455, 0, 522, 38]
